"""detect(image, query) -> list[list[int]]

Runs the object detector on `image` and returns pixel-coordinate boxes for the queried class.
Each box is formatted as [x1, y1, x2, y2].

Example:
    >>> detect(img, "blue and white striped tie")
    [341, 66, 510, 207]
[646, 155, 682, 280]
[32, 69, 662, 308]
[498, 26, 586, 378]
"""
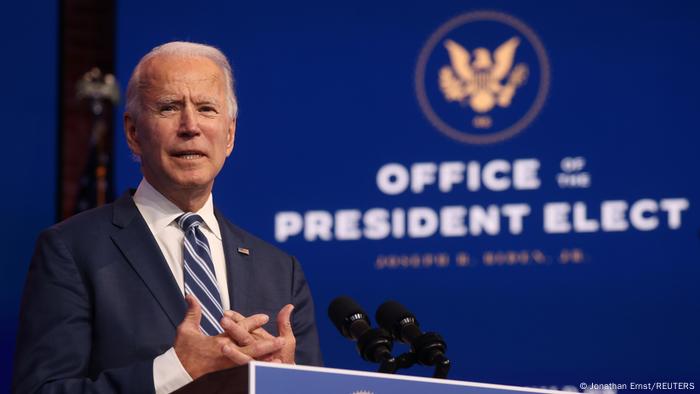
[178, 213, 224, 336]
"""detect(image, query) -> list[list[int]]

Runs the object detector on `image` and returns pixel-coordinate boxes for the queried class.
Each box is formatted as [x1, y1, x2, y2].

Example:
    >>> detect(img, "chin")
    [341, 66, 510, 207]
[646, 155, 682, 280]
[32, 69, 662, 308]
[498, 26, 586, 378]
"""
[176, 179, 214, 190]
[164, 171, 212, 189]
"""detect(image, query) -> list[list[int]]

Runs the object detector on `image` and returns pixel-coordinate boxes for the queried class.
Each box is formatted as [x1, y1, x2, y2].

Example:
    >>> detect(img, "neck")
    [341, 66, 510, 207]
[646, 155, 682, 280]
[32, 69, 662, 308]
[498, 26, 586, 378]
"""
[146, 178, 212, 212]
[164, 190, 210, 212]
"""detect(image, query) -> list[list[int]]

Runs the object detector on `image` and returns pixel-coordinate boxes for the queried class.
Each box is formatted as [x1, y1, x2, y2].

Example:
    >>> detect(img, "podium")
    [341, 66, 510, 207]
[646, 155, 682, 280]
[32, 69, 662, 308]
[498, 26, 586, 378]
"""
[176, 362, 566, 394]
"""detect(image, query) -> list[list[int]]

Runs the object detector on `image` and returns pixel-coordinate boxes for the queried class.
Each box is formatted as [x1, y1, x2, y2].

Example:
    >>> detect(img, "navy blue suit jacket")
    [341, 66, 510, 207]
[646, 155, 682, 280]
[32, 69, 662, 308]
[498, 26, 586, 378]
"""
[13, 193, 323, 393]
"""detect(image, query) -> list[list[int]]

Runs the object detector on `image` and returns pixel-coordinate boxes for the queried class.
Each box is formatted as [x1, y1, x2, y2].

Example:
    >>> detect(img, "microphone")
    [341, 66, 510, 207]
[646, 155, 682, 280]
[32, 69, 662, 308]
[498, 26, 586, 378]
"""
[328, 296, 395, 364]
[376, 300, 450, 376]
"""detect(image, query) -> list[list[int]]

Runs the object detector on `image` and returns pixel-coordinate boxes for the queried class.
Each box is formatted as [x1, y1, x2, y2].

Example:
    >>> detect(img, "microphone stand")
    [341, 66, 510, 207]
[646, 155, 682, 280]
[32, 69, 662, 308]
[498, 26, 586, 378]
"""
[431, 353, 451, 379]
[377, 352, 398, 374]
[381, 350, 450, 379]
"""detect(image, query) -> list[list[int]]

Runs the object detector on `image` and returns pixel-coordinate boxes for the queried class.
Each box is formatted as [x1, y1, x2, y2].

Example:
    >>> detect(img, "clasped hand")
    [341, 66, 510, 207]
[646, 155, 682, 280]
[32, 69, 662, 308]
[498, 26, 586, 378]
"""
[174, 295, 296, 379]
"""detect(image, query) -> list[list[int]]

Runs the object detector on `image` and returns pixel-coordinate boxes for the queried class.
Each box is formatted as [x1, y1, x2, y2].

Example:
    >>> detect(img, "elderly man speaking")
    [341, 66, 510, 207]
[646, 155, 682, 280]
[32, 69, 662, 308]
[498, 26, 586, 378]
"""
[13, 42, 322, 393]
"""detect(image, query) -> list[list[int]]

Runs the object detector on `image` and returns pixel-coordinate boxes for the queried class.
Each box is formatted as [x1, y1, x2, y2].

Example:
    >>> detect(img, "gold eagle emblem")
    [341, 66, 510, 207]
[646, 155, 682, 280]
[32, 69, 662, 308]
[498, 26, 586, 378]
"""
[439, 37, 528, 116]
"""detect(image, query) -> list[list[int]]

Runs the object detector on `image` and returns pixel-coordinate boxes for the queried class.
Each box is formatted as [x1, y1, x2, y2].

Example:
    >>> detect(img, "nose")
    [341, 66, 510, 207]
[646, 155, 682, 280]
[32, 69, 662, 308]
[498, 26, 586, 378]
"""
[178, 104, 199, 137]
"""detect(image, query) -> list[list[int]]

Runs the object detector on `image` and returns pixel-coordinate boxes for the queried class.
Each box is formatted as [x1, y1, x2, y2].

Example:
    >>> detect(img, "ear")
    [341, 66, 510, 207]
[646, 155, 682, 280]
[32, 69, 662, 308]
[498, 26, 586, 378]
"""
[124, 112, 142, 157]
[225, 117, 236, 157]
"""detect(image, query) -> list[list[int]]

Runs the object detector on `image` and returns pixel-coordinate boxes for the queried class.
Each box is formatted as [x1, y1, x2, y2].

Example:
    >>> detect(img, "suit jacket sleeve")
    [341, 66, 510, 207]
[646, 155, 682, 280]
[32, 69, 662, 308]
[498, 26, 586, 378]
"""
[12, 228, 154, 394]
[290, 256, 323, 366]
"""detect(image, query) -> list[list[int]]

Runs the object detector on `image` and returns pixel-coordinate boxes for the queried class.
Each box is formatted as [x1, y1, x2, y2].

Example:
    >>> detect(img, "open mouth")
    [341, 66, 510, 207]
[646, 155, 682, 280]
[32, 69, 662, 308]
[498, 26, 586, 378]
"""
[172, 150, 206, 160]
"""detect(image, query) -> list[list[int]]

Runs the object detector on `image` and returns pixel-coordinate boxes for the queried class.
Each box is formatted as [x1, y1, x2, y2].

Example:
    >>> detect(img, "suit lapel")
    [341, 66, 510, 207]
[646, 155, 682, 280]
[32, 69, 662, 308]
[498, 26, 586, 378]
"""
[110, 193, 186, 328]
[215, 208, 252, 312]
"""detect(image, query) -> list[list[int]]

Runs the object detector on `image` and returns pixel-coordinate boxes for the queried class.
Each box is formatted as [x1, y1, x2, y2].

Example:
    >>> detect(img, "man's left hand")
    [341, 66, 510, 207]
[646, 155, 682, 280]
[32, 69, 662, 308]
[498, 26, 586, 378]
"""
[222, 305, 296, 364]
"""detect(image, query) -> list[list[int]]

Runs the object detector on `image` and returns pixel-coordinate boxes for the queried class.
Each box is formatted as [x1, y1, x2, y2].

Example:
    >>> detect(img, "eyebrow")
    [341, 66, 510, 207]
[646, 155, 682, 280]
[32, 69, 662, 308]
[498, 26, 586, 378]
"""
[154, 96, 221, 106]
[194, 98, 221, 106]
[155, 96, 221, 108]
[154, 97, 181, 106]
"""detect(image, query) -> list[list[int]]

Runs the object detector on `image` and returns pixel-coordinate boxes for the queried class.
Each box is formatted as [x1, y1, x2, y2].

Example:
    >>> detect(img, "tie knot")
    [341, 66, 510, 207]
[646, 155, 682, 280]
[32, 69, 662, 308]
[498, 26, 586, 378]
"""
[178, 213, 204, 232]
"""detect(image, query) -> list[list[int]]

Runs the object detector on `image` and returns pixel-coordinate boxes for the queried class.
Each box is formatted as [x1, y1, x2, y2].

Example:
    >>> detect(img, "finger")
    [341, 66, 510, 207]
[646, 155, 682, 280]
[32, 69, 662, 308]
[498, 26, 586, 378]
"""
[252, 326, 275, 339]
[224, 310, 275, 339]
[241, 337, 285, 359]
[260, 354, 276, 362]
[259, 355, 282, 363]
[242, 323, 274, 340]
[183, 295, 202, 328]
[221, 343, 253, 365]
[221, 317, 256, 346]
[224, 310, 245, 321]
[225, 311, 270, 332]
[277, 304, 295, 338]
[237, 314, 270, 333]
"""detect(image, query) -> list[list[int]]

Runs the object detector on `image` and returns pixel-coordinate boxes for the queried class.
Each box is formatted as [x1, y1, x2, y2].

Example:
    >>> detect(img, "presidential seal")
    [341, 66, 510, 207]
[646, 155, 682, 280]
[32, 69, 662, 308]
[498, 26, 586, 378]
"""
[416, 11, 550, 144]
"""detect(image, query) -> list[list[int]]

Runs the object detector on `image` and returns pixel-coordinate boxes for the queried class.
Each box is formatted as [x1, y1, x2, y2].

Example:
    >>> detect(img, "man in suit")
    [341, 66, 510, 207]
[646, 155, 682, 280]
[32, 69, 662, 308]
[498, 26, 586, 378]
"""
[13, 41, 322, 393]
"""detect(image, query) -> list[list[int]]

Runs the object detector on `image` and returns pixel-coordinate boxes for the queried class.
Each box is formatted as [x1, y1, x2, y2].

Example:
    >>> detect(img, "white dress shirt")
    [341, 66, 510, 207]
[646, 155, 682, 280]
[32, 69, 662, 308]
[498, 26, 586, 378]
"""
[132, 178, 231, 394]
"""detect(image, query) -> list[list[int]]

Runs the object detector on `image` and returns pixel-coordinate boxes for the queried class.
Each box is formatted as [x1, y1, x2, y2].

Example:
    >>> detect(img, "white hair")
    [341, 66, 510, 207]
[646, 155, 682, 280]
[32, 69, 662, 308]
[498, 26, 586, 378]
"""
[125, 41, 238, 119]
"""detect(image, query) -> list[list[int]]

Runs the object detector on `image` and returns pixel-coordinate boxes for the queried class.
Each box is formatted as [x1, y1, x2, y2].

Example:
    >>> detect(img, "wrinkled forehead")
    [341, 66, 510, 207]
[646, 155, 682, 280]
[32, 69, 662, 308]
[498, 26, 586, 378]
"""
[138, 54, 226, 93]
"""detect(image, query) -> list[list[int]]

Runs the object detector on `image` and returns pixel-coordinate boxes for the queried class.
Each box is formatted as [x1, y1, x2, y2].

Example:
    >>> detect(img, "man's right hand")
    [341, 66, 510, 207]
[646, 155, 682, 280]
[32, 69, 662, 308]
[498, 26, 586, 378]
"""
[173, 295, 285, 379]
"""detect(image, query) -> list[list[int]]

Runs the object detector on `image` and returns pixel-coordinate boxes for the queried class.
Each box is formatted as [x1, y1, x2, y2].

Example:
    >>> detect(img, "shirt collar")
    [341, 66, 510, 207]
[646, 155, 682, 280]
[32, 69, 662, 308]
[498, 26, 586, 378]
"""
[133, 178, 222, 240]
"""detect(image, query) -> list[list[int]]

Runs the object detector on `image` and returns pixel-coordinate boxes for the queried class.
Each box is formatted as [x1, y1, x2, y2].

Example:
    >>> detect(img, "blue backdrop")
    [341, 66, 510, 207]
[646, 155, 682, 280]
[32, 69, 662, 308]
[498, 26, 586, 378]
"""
[1, 0, 57, 390]
[2, 1, 698, 393]
[113, 0, 699, 391]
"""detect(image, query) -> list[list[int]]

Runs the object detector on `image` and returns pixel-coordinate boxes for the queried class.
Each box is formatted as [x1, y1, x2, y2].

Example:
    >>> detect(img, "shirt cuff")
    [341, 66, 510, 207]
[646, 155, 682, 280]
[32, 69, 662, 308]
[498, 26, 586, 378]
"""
[153, 347, 193, 394]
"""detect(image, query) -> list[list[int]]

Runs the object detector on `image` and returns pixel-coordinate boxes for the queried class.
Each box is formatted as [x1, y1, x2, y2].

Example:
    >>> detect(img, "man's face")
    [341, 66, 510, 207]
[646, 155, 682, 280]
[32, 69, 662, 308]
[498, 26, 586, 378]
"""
[125, 55, 235, 197]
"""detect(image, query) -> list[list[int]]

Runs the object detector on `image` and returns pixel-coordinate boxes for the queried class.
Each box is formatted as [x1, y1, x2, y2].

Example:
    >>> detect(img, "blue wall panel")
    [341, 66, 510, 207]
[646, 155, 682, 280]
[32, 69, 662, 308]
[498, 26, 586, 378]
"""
[0, 1, 58, 390]
[118, 0, 700, 390]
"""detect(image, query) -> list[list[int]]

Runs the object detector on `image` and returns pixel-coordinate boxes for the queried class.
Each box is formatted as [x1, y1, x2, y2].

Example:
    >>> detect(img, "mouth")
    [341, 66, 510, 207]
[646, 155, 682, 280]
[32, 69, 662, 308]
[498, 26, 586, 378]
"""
[171, 150, 207, 160]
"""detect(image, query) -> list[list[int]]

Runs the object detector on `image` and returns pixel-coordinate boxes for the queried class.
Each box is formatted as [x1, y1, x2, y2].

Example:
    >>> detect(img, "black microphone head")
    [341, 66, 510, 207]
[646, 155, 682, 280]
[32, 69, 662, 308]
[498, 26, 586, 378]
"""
[328, 296, 370, 339]
[377, 300, 449, 368]
[375, 300, 418, 339]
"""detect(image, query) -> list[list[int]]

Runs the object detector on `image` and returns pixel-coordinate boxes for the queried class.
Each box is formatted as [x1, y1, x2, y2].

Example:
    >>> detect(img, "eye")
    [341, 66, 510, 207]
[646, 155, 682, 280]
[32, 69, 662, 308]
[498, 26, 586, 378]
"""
[159, 104, 178, 114]
[199, 105, 218, 114]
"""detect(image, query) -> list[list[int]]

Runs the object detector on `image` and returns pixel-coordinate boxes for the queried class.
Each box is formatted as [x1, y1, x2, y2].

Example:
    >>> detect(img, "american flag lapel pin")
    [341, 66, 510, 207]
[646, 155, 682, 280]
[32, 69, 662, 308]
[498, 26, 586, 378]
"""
[237, 247, 250, 256]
